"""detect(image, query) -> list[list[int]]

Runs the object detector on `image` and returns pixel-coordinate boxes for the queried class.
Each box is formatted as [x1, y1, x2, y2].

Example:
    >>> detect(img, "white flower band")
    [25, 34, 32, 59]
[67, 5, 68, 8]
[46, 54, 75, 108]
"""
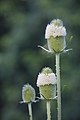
[45, 21, 67, 39]
[37, 73, 57, 86]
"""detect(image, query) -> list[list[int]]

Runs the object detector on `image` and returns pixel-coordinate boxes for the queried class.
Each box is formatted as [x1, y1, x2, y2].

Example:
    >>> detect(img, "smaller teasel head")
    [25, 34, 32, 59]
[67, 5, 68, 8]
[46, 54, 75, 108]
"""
[22, 84, 36, 103]
[45, 19, 67, 53]
[37, 67, 57, 100]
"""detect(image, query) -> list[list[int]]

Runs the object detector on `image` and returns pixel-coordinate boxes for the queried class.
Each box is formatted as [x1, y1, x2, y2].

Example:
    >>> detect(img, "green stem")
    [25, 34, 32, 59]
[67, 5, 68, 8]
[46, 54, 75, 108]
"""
[56, 53, 61, 120]
[46, 101, 51, 120]
[28, 103, 33, 120]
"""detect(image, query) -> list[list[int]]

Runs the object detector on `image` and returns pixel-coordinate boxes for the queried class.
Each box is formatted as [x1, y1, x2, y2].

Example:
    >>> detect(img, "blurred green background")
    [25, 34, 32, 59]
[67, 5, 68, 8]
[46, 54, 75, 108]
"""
[0, 0, 80, 120]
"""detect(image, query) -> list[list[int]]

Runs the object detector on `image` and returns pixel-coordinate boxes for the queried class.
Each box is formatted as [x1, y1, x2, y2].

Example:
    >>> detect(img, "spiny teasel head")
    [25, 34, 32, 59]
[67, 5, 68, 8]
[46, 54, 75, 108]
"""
[45, 19, 67, 53]
[22, 84, 36, 103]
[36, 67, 56, 100]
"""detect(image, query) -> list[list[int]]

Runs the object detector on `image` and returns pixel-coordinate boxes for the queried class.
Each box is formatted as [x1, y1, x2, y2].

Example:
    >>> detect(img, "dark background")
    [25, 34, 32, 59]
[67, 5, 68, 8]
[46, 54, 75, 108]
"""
[0, 0, 80, 120]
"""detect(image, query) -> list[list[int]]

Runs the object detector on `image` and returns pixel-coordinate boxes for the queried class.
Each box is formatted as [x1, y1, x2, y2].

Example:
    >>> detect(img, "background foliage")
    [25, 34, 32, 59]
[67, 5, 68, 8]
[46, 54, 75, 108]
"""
[0, 0, 80, 120]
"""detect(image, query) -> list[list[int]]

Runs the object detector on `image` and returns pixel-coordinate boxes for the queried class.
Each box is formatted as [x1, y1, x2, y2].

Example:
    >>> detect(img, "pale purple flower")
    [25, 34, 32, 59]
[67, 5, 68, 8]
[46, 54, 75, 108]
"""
[37, 73, 56, 86]
[45, 19, 67, 39]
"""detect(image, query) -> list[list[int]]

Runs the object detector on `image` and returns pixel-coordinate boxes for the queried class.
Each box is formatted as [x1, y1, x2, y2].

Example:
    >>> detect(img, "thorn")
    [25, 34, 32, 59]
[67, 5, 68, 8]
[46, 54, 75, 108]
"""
[63, 48, 72, 53]
[38, 45, 52, 53]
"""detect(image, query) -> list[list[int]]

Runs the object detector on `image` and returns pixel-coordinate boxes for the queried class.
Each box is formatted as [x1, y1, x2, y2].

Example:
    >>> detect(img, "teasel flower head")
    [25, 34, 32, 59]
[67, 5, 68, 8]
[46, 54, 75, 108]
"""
[45, 19, 67, 53]
[22, 84, 36, 103]
[37, 67, 57, 100]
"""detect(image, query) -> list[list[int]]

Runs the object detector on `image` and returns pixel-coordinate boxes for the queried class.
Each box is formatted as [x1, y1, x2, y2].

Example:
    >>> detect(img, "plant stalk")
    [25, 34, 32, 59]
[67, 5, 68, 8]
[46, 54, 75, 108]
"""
[46, 101, 51, 120]
[56, 53, 61, 120]
[28, 103, 33, 120]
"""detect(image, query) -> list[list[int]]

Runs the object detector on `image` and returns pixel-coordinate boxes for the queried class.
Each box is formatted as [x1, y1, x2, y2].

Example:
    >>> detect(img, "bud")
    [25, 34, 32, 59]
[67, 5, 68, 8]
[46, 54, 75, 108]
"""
[22, 84, 35, 103]
[37, 67, 56, 100]
[45, 19, 66, 53]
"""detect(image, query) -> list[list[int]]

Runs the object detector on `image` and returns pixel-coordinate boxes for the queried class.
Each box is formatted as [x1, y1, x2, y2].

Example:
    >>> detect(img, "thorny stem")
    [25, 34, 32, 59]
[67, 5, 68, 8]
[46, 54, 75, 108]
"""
[46, 101, 51, 120]
[28, 103, 33, 120]
[56, 53, 61, 120]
